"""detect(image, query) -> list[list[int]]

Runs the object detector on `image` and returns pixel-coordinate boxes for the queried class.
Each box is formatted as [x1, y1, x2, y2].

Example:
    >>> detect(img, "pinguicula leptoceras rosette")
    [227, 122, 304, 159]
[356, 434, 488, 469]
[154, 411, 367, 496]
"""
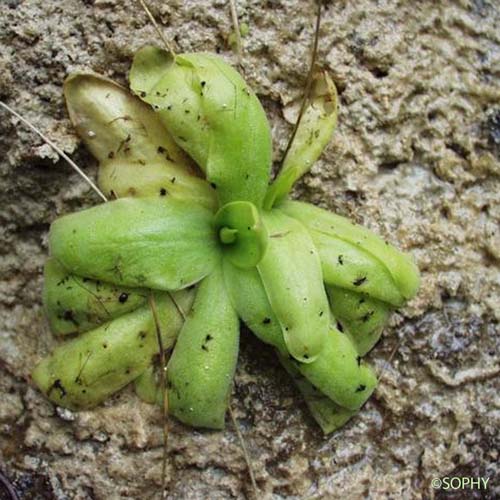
[33, 47, 419, 433]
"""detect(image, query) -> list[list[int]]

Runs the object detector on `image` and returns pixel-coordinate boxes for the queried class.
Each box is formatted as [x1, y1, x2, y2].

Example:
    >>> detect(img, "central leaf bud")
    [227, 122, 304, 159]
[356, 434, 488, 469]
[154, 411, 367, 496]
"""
[214, 201, 268, 269]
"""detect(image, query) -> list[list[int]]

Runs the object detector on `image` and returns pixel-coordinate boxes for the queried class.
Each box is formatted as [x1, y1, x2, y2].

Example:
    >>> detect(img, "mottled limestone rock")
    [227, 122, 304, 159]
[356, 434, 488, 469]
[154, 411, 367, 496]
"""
[0, 0, 498, 498]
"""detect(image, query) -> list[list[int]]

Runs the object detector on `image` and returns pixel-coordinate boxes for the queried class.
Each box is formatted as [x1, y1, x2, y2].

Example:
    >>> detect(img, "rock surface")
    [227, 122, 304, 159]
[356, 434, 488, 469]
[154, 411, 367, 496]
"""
[0, 0, 499, 498]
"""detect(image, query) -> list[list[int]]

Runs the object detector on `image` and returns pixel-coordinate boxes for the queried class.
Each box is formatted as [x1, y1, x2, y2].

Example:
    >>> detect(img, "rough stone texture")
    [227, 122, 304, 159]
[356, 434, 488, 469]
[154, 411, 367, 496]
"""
[0, 0, 499, 498]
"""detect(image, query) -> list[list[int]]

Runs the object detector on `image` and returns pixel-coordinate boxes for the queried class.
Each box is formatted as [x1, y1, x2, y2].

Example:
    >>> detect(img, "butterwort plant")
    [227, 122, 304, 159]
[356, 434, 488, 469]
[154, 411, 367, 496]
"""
[32, 45, 420, 434]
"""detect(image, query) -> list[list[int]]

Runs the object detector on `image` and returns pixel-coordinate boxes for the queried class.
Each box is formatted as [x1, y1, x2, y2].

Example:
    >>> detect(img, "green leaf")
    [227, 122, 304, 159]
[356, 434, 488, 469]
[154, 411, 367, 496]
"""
[98, 160, 217, 211]
[64, 72, 216, 210]
[134, 365, 162, 405]
[214, 201, 268, 268]
[128, 45, 174, 104]
[130, 47, 272, 207]
[297, 327, 377, 410]
[279, 355, 356, 434]
[32, 292, 185, 410]
[222, 260, 287, 352]
[257, 209, 329, 363]
[264, 71, 338, 209]
[327, 286, 391, 356]
[43, 258, 148, 335]
[49, 197, 219, 291]
[281, 200, 420, 306]
[167, 266, 239, 429]
[223, 259, 375, 411]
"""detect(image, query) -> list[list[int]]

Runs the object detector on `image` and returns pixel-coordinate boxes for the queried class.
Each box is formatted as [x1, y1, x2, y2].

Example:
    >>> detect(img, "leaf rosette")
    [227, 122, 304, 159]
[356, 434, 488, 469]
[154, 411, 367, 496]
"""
[33, 47, 420, 433]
